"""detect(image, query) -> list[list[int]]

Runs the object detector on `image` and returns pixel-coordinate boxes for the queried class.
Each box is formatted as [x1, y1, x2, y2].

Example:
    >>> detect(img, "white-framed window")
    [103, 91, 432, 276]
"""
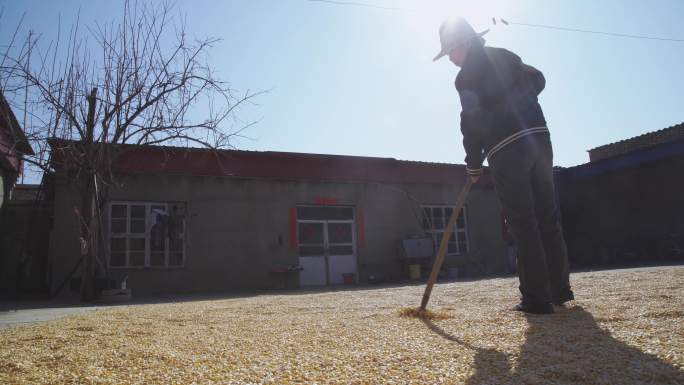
[422, 205, 469, 255]
[296, 205, 356, 257]
[108, 202, 186, 268]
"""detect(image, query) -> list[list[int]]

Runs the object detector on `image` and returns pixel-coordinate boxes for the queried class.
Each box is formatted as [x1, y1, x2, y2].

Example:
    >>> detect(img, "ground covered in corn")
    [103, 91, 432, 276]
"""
[1, 266, 683, 384]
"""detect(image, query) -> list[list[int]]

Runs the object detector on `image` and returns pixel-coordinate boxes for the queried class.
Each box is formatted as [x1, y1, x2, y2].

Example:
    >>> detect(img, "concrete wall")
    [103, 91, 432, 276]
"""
[47, 175, 83, 297]
[48, 172, 508, 296]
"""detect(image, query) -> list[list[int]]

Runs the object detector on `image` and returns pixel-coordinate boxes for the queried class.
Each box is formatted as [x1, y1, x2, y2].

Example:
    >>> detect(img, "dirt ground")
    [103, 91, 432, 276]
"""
[1, 266, 683, 384]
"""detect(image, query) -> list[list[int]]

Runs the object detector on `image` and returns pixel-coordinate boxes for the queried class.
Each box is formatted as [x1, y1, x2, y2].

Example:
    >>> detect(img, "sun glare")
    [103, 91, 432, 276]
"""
[404, 0, 511, 44]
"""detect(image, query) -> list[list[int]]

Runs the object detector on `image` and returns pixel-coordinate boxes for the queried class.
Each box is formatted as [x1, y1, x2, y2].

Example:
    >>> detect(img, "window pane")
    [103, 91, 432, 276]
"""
[110, 237, 126, 252]
[448, 241, 457, 254]
[445, 207, 453, 223]
[111, 204, 127, 233]
[129, 237, 145, 267]
[457, 231, 467, 244]
[168, 215, 183, 239]
[458, 242, 468, 254]
[457, 209, 466, 228]
[328, 223, 352, 243]
[433, 208, 444, 229]
[150, 205, 166, 214]
[298, 222, 324, 244]
[329, 245, 353, 255]
[130, 219, 146, 234]
[299, 246, 325, 256]
[110, 238, 126, 266]
[130, 204, 146, 234]
[149, 206, 168, 234]
[422, 208, 431, 229]
[150, 221, 166, 251]
[150, 219, 166, 268]
[111, 219, 126, 234]
[111, 204, 127, 218]
[433, 232, 443, 248]
[129, 237, 145, 251]
[131, 205, 145, 218]
[170, 237, 183, 252]
[457, 231, 467, 253]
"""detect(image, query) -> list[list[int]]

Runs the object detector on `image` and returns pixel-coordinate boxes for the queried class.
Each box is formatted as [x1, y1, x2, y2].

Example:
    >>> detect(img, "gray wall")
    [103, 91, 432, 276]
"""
[48, 175, 82, 297]
[48, 172, 508, 296]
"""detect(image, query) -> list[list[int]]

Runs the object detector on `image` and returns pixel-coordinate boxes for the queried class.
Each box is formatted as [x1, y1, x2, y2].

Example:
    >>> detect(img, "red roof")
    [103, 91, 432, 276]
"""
[50, 140, 487, 185]
[113, 145, 479, 185]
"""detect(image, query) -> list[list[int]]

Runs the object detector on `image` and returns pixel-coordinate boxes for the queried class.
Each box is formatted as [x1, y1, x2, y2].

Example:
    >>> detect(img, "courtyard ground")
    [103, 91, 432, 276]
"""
[1, 266, 683, 384]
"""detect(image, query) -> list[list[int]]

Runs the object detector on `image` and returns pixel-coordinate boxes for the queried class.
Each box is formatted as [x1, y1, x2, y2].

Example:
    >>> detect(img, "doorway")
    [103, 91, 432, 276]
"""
[296, 206, 357, 286]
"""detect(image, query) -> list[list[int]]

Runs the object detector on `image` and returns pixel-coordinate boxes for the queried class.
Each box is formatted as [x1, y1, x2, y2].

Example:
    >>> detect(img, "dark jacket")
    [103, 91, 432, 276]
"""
[455, 44, 547, 172]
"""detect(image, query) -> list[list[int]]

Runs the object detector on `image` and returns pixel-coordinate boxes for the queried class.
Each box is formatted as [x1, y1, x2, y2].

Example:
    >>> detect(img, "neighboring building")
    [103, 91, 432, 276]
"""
[559, 122, 684, 266]
[588, 123, 684, 162]
[0, 91, 34, 209]
[46, 143, 509, 296]
[0, 92, 40, 299]
[0, 183, 53, 299]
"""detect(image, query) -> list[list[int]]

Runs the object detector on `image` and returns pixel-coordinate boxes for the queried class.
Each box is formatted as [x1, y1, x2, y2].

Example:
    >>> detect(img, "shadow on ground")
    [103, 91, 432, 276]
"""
[423, 306, 684, 384]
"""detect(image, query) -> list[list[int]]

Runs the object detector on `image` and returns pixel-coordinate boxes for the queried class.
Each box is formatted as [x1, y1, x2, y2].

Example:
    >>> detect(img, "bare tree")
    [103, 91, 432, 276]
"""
[1, 2, 261, 300]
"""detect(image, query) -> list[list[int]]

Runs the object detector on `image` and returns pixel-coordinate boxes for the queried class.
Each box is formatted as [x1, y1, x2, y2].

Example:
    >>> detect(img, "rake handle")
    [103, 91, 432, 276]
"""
[420, 178, 473, 310]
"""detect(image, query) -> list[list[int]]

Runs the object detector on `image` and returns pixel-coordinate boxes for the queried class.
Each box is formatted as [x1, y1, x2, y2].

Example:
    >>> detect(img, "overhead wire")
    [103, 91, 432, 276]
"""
[499, 19, 684, 43]
[305, 0, 684, 43]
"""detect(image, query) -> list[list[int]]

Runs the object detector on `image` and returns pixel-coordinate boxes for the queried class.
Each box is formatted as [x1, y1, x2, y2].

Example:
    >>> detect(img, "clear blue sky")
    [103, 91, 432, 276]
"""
[2, 0, 684, 174]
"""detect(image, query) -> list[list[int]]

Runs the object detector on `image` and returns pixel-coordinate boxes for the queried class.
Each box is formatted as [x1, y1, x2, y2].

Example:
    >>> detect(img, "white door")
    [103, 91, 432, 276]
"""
[298, 221, 327, 286]
[296, 207, 357, 287]
[326, 221, 356, 285]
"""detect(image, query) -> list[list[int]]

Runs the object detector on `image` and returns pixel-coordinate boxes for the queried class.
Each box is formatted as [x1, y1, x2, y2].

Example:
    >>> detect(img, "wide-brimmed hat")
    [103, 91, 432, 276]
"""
[433, 18, 489, 61]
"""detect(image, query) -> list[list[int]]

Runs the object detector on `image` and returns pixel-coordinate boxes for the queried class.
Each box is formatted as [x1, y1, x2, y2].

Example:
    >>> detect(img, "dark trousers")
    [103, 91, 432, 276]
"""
[489, 133, 571, 304]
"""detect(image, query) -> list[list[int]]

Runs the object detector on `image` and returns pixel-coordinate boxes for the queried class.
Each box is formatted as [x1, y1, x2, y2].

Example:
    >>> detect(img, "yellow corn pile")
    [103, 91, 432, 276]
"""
[398, 307, 452, 320]
[1, 266, 683, 384]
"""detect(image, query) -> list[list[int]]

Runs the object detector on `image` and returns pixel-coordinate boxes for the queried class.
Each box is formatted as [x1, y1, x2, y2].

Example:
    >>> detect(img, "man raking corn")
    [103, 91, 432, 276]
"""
[419, 18, 574, 315]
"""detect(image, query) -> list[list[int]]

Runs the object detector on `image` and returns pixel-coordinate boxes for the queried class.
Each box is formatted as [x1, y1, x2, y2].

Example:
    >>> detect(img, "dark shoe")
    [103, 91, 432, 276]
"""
[512, 301, 554, 314]
[552, 290, 575, 306]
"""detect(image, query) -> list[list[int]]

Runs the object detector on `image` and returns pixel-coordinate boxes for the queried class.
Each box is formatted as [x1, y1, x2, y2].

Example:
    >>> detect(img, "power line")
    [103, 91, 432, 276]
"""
[500, 19, 684, 43]
[305, 0, 684, 43]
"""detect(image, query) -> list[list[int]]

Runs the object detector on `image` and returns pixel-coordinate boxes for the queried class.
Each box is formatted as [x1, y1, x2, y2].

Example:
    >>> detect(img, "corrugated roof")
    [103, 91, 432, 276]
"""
[565, 136, 684, 179]
[49, 140, 486, 186]
[588, 122, 684, 162]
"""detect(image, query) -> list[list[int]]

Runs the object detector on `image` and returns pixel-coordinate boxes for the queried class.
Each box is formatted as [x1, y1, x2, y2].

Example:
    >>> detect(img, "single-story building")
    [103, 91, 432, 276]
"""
[47, 143, 510, 296]
[559, 122, 684, 266]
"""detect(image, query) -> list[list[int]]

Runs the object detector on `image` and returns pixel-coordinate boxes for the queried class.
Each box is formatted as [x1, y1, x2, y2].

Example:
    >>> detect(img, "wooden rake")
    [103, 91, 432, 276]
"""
[420, 177, 474, 310]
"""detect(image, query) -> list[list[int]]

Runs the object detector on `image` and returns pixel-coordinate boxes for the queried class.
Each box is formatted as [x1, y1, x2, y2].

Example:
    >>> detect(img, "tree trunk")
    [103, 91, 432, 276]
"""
[79, 174, 97, 301]
[79, 87, 99, 302]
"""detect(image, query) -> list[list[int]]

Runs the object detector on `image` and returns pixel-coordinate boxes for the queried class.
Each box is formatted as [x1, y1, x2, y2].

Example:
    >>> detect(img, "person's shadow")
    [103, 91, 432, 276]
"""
[422, 306, 684, 384]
